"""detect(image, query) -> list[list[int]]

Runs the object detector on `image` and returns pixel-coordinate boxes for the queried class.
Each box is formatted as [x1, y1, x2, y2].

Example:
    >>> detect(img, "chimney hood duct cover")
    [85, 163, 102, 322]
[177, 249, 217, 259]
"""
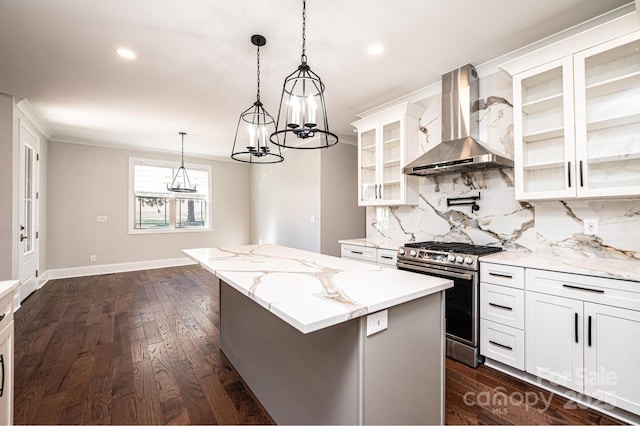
[403, 64, 513, 176]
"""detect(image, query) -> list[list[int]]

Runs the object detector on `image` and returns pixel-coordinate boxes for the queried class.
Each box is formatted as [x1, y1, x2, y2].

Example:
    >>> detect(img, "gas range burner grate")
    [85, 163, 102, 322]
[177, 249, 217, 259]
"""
[404, 241, 503, 256]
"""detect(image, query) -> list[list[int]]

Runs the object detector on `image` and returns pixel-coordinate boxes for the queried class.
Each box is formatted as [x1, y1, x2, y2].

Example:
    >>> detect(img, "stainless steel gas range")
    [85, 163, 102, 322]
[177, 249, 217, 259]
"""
[396, 241, 503, 367]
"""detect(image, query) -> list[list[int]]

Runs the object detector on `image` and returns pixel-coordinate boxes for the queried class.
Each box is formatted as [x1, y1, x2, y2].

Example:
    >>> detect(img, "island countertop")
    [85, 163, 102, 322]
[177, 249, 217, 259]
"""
[183, 244, 452, 334]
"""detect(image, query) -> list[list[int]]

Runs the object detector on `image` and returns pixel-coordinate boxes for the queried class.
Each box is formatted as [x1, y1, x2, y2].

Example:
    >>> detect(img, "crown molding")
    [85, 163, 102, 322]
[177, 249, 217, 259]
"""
[15, 99, 54, 139]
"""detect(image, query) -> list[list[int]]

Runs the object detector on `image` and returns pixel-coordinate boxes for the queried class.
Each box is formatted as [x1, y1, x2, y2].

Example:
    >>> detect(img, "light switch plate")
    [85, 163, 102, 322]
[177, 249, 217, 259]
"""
[97, 216, 108, 223]
[367, 309, 388, 336]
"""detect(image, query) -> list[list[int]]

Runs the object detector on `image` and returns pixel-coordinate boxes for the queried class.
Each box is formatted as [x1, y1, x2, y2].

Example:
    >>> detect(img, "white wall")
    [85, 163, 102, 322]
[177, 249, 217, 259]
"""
[250, 143, 365, 257]
[0, 94, 15, 278]
[47, 141, 251, 269]
[320, 143, 365, 256]
[250, 148, 322, 253]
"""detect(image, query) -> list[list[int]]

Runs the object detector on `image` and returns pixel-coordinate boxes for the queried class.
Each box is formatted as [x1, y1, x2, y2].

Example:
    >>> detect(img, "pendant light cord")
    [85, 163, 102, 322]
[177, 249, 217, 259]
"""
[179, 132, 186, 167]
[301, 0, 307, 64]
[256, 43, 261, 102]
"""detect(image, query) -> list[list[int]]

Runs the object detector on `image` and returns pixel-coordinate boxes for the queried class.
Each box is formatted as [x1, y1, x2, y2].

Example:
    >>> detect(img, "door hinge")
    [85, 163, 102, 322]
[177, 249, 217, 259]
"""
[36, 153, 40, 161]
[35, 270, 39, 278]
[36, 231, 39, 239]
[36, 192, 39, 200]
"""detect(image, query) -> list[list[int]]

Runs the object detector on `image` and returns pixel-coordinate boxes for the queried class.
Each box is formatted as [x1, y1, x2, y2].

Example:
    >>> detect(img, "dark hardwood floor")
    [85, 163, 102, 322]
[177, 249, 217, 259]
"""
[13, 265, 622, 425]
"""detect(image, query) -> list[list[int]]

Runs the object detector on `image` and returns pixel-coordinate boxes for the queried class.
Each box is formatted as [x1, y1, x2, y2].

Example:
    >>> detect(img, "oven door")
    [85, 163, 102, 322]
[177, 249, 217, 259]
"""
[398, 262, 478, 347]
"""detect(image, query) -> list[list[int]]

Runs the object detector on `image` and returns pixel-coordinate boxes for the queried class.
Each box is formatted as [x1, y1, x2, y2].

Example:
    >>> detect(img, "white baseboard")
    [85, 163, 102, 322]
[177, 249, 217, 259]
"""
[43, 257, 198, 281]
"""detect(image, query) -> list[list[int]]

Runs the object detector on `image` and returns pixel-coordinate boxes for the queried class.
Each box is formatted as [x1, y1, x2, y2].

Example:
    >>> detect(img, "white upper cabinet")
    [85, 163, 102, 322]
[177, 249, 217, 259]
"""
[513, 56, 576, 200]
[512, 30, 640, 200]
[573, 32, 640, 198]
[352, 102, 423, 206]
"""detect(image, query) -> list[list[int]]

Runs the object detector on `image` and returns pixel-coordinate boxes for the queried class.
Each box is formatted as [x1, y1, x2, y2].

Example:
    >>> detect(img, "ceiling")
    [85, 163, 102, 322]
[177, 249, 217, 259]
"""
[0, 0, 632, 159]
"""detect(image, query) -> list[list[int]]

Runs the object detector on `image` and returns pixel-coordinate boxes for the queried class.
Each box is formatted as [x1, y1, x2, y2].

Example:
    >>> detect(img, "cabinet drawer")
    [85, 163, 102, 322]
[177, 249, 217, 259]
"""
[341, 244, 377, 264]
[481, 283, 525, 329]
[376, 249, 397, 267]
[481, 263, 524, 289]
[526, 268, 640, 311]
[481, 319, 525, 370]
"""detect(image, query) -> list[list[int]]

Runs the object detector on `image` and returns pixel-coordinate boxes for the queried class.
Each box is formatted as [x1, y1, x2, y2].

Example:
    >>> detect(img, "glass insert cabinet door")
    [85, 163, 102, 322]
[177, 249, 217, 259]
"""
[359, 128, 378, 203]
[513, 56, 576, 200]
[513, 31, 640, 201]
[573, 33, 640, 198]
[380, 121, 402, 204]
[354, 102, 422, 206]
[357, 119, 406, 205]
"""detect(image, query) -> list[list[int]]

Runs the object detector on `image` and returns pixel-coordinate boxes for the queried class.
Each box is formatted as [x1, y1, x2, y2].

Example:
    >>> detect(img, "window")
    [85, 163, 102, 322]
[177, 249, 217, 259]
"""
[129, 158, 211, 233]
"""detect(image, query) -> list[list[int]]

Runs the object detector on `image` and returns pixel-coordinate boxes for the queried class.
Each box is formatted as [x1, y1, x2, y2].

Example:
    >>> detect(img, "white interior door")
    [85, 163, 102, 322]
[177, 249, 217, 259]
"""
[18, 119, 39, 303]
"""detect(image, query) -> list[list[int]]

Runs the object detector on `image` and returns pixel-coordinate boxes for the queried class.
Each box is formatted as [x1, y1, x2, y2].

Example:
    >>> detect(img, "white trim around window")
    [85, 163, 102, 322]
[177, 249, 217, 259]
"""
[128, 157, 212, 234]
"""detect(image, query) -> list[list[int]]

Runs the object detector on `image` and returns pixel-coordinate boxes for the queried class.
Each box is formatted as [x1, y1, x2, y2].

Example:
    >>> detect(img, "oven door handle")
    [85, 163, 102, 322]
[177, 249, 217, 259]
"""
[399, 263, 474, 281]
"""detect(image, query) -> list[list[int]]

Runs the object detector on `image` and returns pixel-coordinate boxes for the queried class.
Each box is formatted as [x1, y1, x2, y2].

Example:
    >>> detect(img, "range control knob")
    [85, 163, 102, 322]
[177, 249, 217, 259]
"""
[448, 254, 456, 262]
[398, 248, 406, 256]
[410, 250, 417, 257]
[464, 256, 473, 265]
[456, 255, 464, 264]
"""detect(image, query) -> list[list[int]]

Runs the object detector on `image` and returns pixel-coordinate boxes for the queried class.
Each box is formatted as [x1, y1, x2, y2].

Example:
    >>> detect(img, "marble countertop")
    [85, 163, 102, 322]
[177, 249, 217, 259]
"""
[338, 238, 407, 251]
[183, 244, 452, 334]
[481, 252, 640, 283]
[0, 280, 18, 301]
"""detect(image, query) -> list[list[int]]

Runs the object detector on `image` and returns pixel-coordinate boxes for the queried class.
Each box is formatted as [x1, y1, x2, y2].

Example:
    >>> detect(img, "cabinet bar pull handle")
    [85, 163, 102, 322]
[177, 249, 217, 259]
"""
[489, 302, 513, 311]
[350, 250, 363, 255]
[574, 312, 579, 343]
[489, 340, 513, 351]
[0, 354, 4, 397]
[562, 284, 604, 294]
[567, 161, 572, 187]
[588, 315, 592, 347]
[579, 161, 584, 187]
[380, 255, 393, 260]
[488, 272, 513, 279]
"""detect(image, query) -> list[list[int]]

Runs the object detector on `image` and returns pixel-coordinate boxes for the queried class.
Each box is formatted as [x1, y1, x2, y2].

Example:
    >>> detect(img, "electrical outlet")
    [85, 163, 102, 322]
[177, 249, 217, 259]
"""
[90, 255, 97, 262]
[584, 218, 599, 235]
[366, 309, 388, 336]
[310, 215, 316, 223]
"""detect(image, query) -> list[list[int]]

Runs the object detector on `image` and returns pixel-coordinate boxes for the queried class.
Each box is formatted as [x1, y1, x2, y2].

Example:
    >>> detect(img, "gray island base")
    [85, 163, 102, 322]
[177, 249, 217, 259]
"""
[183, 245, 451, 425]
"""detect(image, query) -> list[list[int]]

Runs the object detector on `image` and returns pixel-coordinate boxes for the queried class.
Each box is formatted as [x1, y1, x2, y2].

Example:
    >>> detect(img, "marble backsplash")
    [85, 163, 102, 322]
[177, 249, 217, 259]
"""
[365, 71, 640, 262]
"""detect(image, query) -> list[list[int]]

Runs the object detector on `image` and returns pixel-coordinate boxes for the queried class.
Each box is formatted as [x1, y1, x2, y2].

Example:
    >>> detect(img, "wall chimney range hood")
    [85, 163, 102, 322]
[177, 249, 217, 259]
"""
[403, 64, 513, 176]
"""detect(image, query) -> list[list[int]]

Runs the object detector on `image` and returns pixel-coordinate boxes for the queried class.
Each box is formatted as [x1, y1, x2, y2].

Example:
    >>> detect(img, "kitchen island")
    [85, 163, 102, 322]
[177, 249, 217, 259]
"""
[183, 244, 452, 425]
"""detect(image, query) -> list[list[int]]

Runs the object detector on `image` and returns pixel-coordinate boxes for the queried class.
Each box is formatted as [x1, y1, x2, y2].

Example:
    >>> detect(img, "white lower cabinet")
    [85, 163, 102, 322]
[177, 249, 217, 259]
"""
[526, 291, 584, 392]
[0, 282, 16, 425]
[376, 249, 398, 267]
[480, 263, 525, 370]
[584, 303, 640, 416]
[525, 269, 640, 416]
[340, 244, 377, 264]
[340, 243, 397, 268]
[0, 323, 12, 425]
[481, 319, 525, 370]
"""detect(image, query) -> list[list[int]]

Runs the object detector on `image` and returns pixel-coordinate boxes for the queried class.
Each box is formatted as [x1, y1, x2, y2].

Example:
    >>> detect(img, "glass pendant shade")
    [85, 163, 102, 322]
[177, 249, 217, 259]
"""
[231, 35, 284, 164]
[269, 0, 338, 150]
[168, 132, 197, 193]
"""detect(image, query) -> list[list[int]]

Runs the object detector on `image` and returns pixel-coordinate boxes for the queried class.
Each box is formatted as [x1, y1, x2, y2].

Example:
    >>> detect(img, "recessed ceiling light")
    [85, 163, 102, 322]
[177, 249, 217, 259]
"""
[367, 44, 385, 56]
[115, 47, 137, 60]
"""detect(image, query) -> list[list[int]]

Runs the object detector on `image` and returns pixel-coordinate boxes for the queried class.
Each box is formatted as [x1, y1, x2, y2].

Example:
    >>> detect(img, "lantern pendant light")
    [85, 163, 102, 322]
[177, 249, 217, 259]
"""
[167, 132, 197, 193]
[269, 0, 338, 149]
[231, 35, 284, 164]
